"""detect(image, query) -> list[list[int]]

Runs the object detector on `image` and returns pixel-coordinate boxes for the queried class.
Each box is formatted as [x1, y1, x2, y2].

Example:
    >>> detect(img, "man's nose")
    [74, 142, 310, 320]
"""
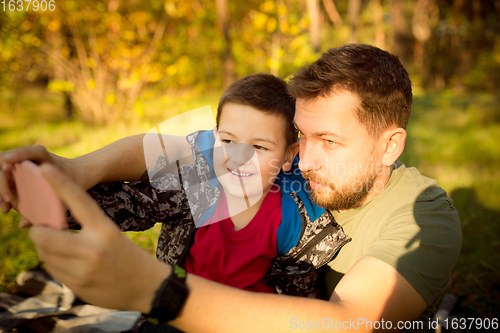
[298, 141, 321, 172]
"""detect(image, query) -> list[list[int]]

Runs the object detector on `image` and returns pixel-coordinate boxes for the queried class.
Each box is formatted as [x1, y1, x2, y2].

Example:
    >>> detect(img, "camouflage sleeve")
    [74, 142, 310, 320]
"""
[68, 173, 190, 232]
[67, 131, 208, 232]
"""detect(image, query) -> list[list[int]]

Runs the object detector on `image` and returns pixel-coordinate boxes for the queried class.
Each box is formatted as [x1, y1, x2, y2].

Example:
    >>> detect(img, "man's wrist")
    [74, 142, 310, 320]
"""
[144, 265, 189, 324]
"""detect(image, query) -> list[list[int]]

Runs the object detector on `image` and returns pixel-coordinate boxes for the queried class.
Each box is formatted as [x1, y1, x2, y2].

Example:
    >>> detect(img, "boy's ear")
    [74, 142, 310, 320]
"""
[283, 142, 300, 172]
[213, 127, 217, 139]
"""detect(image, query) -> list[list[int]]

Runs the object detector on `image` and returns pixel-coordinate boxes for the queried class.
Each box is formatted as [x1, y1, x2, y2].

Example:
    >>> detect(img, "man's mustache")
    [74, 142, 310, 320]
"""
[302, 171, 330, 187]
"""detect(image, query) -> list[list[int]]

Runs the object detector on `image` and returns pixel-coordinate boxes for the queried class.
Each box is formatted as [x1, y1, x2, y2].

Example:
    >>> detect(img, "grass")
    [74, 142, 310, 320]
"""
[1, 88, 499, 327]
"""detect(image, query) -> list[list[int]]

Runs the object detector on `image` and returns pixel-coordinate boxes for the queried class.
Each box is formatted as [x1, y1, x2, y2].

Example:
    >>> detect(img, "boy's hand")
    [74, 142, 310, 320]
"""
[0, 145, 76, 213]
[29, 163, 169, 313]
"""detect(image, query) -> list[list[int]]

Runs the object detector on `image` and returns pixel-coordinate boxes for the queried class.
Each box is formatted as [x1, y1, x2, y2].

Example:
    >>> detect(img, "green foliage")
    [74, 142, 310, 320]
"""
[48, 80, 74, 92]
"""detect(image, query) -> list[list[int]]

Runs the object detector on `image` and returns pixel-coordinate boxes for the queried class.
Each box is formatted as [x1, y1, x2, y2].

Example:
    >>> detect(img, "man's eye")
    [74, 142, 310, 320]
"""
[325, 140, 338, 146]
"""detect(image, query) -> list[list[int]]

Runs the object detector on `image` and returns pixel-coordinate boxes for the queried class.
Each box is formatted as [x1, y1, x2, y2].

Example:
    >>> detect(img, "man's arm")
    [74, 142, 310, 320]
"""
[170, 258, 426, 332]
[32, 164, 426, 333]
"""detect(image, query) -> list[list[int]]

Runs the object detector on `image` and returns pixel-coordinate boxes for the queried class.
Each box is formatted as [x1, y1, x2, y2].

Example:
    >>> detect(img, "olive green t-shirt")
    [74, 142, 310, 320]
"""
[324, 161, 461, 331]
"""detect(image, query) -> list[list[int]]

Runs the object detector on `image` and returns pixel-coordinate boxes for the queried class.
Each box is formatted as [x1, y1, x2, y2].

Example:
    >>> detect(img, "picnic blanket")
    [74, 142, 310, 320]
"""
[0, 269, 141, 333]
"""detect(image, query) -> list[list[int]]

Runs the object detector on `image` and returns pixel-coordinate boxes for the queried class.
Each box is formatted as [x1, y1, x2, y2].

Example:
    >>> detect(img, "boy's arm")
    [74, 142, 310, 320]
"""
[0, 133, 193, 213]
[0, 136, 145, 214]
[70, 173, 189, 231]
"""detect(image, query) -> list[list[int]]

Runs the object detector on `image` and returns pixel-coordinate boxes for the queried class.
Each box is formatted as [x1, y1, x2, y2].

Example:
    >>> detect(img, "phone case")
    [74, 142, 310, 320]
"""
[12, 161, 67, 229]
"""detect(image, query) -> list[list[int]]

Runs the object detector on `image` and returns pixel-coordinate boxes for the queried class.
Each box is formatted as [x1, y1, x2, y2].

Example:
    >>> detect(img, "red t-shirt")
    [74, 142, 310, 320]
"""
[184, 185, 282, 293]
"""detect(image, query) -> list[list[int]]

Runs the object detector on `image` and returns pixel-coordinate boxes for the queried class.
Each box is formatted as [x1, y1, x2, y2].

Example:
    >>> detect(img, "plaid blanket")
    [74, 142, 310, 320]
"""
[0, 270, 141, 333]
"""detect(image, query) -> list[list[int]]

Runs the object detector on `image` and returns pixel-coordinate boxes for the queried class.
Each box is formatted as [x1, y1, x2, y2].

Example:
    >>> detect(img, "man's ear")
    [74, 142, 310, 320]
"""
[283, 142, 300, 172]
[380, 128, 407, 166]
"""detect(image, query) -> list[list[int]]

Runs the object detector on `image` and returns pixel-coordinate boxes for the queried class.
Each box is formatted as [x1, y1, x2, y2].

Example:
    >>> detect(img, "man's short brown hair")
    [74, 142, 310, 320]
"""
[217, 73, 298, 148]
[288, 44, 412, 138]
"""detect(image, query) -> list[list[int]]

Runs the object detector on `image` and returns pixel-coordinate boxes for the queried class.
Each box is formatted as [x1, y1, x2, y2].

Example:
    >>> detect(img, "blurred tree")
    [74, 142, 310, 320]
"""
[323, 0, 343, 29]
[306, 0, 321, 52]
[0, 10, 44, 110]
[44, 1, 170, 123]
[423, 0, 500, 91]
[412, 0, 431, 68]
[216, 0, 235, 88]
[390, 0, 414, 64]
[347, 0, 362, 43]
[373, 0, 385, 48]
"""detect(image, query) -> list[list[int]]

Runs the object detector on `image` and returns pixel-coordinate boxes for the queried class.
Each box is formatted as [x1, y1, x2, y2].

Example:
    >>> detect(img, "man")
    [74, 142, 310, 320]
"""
[0, 44, 461, 332]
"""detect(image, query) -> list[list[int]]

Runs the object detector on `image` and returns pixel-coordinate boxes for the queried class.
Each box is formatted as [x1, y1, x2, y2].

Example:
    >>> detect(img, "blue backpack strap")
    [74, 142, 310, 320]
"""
[275, 157, 326, 255]
[189, 130, 220, 229]
[276, 195, 302, 255]
[194, 130, 219, 189]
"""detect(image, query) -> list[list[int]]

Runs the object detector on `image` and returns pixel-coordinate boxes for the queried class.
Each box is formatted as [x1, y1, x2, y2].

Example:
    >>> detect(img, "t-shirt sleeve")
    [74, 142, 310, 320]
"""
[363, 197, 461, 305]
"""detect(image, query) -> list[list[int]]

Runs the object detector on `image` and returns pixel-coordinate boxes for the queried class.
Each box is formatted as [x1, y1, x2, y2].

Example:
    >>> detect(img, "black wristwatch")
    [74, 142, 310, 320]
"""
[145, 265, 189, 324]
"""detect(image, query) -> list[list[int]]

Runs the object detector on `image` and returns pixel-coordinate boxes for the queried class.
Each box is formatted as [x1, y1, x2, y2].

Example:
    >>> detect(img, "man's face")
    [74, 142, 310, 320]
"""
[294, 91, 385, 211]
[214, 103, 293, 206]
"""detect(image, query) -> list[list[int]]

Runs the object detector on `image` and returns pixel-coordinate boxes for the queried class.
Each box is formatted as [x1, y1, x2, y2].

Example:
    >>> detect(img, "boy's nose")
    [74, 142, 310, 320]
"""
[226, 143, 255, 167]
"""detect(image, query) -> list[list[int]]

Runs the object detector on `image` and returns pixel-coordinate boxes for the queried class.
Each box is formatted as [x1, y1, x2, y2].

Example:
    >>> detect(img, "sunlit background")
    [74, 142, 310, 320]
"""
[1, 0, 499, 325]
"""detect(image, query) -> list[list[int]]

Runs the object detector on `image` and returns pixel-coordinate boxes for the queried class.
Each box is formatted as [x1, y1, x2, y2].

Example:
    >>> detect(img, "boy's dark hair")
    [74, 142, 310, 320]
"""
[217, 73, 298, 148]
[288, 44, 412, 138]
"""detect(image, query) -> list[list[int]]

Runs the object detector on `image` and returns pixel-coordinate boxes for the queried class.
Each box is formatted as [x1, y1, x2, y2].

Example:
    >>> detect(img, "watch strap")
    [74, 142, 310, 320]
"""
[146, 265, 188, 324]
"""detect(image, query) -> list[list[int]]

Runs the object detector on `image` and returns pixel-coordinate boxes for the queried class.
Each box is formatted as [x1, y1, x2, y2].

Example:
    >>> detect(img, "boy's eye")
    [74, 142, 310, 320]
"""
[253, 145, 268, 151]
[221, 139, 234, 144]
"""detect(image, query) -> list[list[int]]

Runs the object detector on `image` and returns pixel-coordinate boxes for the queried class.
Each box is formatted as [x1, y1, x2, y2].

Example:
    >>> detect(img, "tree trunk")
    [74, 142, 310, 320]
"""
[306, 0, 321, 52]
[412, 0, 431, 68]
[323, 0, 343, 29]
[216, 0, 235, 88]
[348, 0, 362, 43]
[373, 0, 385, 48]
[390, 0, 413, 64]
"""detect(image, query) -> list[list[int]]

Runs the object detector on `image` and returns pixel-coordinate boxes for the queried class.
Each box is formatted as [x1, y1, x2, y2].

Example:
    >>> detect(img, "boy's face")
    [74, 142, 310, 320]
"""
[213, 103, 297, 205]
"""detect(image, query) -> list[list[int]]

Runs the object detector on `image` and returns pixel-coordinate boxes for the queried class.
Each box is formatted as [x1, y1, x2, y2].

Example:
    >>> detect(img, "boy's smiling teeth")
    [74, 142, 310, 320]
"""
[229, 168, 252, 177]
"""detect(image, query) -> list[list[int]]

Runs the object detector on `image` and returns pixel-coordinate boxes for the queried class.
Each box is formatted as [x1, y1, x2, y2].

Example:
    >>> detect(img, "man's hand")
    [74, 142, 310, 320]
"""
[0, 145, 76, 214]
[28, 163, 169, 313]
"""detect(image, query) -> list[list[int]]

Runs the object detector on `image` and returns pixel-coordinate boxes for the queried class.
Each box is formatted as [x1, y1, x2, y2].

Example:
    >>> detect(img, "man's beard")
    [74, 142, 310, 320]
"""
[302, 163, 378, 211]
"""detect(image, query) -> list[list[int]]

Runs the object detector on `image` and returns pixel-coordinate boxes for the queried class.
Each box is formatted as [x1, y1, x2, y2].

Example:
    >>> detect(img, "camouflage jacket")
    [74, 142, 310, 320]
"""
[80, 131, 351, 298]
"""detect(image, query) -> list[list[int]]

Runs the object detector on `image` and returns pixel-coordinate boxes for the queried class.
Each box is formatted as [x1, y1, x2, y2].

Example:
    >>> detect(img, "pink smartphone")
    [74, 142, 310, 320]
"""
[12, 160, 67, 229]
